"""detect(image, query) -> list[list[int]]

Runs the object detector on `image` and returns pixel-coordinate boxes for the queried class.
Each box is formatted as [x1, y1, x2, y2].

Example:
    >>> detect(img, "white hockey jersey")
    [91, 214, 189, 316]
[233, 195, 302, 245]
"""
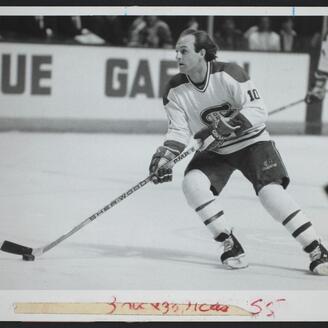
[163, 61, 271, 154]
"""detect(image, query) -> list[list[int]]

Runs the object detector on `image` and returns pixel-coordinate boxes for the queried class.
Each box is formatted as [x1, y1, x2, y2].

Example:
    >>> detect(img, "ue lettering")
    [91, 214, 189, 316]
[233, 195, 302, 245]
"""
[1, 54, 52, 95]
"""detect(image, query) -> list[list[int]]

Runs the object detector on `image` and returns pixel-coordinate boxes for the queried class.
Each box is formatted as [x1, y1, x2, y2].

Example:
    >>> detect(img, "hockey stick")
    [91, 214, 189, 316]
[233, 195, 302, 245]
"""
[1, 141, 201, 259]
[268, 98, 305, 116]
[0, 97, 316, 259]
[268, 88, 328, 116]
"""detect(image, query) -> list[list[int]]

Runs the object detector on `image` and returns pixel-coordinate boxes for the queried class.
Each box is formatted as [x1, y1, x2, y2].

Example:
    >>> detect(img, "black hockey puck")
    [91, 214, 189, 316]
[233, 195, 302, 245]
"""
[22, 254, 35, 261]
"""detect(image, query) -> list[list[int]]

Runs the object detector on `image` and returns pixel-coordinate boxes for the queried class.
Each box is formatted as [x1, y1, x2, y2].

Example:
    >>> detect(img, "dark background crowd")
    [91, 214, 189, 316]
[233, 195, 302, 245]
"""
[0, 15, 324, 54]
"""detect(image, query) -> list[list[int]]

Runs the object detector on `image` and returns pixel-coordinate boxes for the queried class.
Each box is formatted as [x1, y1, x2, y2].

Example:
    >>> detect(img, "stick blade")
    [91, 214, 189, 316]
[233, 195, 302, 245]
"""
[1, 240, 33, 255]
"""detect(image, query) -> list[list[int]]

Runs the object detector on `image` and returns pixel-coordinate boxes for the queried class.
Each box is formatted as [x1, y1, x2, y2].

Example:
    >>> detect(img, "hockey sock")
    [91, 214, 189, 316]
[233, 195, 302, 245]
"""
[183, 169, 231, 241]
[258, 183, 319, 250]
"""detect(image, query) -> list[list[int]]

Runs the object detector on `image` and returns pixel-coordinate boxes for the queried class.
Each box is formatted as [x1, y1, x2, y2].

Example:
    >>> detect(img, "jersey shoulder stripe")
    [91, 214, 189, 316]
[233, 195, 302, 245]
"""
[211, 61, 249, 83]
[163, 73, 189, 105]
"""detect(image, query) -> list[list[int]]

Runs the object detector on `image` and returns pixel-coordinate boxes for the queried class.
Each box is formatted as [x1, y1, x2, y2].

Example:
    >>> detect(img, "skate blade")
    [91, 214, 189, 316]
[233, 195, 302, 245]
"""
[223, 257, 249, 270]
[313, 262, 328, 276]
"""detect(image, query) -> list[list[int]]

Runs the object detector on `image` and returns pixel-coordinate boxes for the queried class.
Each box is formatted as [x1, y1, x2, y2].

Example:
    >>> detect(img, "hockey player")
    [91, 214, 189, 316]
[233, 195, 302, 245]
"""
[306, 31, 328, 105]
[305, 30, 328, 197]
[149, 29, 328, 275]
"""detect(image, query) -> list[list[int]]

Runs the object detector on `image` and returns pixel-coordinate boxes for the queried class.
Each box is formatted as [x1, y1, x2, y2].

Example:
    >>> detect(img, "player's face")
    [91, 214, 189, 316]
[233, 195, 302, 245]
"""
[175, 34, 204, 74]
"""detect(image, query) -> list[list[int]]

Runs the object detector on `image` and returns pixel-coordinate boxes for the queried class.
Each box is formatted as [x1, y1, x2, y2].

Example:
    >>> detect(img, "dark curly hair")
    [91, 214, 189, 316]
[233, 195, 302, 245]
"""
[178, 29, 218, 62]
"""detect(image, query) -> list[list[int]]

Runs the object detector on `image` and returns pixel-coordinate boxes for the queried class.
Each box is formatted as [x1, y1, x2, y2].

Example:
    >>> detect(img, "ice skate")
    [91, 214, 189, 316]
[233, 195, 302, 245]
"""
[220, 233, 248, 269]
[309, 242, 328, 276]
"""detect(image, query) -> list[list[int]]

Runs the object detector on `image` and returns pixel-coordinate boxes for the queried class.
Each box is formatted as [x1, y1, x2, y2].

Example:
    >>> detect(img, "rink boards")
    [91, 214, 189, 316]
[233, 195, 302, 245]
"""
[0, 42, 321, 134]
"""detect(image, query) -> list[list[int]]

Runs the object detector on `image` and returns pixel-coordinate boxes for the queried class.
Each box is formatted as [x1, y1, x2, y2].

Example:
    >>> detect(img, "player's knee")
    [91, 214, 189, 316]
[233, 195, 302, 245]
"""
[182, 169, 212, 209]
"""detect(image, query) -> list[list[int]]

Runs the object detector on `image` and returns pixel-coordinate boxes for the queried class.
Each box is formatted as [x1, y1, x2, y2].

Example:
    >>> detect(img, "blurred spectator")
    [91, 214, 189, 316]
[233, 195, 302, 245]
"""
[244, 24, 259, 41]
[45, 16, 82, 42]
[39, 16, 105, 45]
[128, 16, 173, 48]
[308, 30, 323, 67]
[310, 31, 322, 51]
[0, 16, 49, 41]
[186, 17, 199, 30]
[214, 17, 247, 50]
[81, 16, 125, 46]
[127, 16, 145, 46]
[280, 18, 298, 52]
[74, 29, 106, 45]
[246, 17, 281, 51]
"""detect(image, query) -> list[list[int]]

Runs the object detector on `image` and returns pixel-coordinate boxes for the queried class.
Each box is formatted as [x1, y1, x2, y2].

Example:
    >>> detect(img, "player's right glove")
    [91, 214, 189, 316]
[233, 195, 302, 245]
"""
[306, 75, 327, 104]
[149, 141, 185, 184]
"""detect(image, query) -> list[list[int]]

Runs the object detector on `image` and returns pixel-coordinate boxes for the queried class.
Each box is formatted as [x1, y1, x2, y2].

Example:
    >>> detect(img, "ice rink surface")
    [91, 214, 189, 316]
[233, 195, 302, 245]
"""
[0, 132, 327, 290]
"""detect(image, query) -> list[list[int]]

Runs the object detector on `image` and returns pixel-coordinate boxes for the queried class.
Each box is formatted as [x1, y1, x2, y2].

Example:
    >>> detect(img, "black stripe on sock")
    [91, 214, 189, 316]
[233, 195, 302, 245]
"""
[282, 209, 301, 226]
[195, 199, 215, 212]
[304, 240, 319, 253]
[292, 222, 312, 238]
[203, 210, 224, 226]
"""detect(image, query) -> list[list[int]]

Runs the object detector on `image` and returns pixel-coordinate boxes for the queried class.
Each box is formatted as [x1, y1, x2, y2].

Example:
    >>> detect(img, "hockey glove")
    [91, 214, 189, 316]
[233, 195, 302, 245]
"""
[194, 114, 242, 143]
[211, 115, 241, 138]
[306, 76, 327, 104]
[149, 141, 185, 184]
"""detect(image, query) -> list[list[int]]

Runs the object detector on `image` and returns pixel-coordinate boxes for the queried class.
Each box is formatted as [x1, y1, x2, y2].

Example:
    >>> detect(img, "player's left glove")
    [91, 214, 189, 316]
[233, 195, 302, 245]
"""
[196, 112, 251, 139]
[194, 116, 240, 142]
[211, 115, 242, 138]
[194, 112, 253, 151]
[306, 75, 327, 104]
[149, 141, 185, 184]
